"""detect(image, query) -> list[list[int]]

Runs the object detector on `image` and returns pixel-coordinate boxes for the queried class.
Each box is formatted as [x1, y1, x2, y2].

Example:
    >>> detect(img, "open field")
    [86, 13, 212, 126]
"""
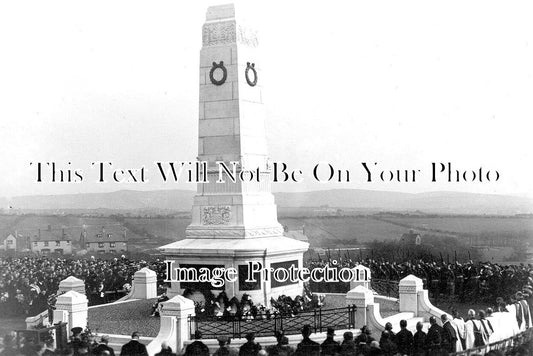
[279, 216, 407, 246]
[381, 216, 533, 236]
[1, 213, 532, 258]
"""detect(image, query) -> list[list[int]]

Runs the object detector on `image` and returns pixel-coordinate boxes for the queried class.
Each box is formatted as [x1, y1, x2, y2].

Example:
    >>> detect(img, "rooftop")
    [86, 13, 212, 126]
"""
[83, 225, 127, 243]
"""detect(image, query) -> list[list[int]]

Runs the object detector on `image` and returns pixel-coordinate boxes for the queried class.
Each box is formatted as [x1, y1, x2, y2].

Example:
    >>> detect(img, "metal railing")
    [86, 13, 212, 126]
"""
[188, 305, 357, 339]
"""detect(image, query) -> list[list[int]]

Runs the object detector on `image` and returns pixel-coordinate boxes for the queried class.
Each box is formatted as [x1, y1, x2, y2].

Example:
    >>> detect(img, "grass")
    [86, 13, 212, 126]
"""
[88, 299, 160, 337]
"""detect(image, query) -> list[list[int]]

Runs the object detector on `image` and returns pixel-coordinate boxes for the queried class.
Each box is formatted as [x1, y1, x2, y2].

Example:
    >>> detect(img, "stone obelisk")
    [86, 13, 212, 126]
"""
[160, 4, 309, 304]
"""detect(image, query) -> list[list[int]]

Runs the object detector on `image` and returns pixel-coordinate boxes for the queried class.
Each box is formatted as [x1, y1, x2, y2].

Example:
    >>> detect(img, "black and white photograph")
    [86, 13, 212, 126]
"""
[1, 1, 532, 355]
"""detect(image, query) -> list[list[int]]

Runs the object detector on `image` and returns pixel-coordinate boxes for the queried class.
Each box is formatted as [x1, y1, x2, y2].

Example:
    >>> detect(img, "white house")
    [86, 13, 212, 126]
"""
[0, 233, 17, 251]
[81, 225, 127, 254]
[30, 226, 73, 255]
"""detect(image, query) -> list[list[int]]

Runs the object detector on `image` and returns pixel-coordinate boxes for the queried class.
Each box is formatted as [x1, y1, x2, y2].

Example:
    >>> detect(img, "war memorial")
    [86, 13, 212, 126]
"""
[1, 4, 532, 356]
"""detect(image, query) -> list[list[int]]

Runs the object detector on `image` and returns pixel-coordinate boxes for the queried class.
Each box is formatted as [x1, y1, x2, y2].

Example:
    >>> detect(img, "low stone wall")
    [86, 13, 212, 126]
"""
[25, 310, 49, 329]
[374, 295, 399, 313]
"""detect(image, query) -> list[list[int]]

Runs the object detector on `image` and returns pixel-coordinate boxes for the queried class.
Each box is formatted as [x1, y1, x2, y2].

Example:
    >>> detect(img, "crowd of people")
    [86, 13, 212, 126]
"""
[308, 257, 533, 303]
[2, 255, 533, 355]
[0, 256, 168, 317]
[1, 313, 532, 356]
[2, 255, 532, 319]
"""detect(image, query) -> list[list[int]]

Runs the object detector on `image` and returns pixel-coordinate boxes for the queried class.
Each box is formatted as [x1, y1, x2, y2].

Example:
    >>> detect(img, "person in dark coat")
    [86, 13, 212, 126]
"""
[355, 326, 374, 355]
[294, 325, 320, 356]
[268, 336, 294, 356]
[338, 331, 356, 356]
[380, 322, 396, 345]
[185, 331, 209, 356]
[425, 316, 443, 355]
[368, 341, 384, 356]
[92, 335, 115, 356]
[320, 328, 339, 356]
[239, 333, 262, 356]
[413, 322, 427, 356]
[396, 319, 414, 355]
[120, 332, 148, 356]
[70, 327, 84, 355]
[154, 341, 176, 356]
[441, 314, 458, 353]
[378, 331, 397, 356]
[213, 336, 238, 356]
[76, 342, 90, 356]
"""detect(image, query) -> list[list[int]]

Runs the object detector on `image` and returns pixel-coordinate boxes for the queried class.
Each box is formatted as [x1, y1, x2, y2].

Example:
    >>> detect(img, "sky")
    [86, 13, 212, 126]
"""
[0, 0, 532, 198]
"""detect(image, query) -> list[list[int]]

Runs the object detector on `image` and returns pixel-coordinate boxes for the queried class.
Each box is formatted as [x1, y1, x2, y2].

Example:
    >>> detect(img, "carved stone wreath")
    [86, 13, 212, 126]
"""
[209, 61, 227, 86]
[245, 62, 257, 87]
[202, 206, 231, 225]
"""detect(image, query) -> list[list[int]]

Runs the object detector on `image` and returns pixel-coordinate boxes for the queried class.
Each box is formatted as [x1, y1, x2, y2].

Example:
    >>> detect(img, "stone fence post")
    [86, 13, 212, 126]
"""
[147, 295, 195, 355]
[349, 265, 371, 290]
[399, 275, 423, 315]
[346, 285, 374, 329]
[53, 291, 88, 338]
[58, 276, 86, 295]
[132, 267, 157, 299]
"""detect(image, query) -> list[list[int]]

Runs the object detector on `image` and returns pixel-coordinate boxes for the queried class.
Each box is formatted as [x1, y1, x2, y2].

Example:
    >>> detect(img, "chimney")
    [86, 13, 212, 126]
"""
[38, 229, 41, 240]
[62, 228, 65, 238]
[48, 224, 51, 232]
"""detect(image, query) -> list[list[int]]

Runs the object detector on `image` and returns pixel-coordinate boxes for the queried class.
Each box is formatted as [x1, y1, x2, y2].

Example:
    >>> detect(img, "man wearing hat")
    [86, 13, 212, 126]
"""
[294, 325, 319, 356]
[320, 328, 339, 356]
[239, 333, 262, 356]
[69, 327, 84, 353]
[93, 335, 115, 356]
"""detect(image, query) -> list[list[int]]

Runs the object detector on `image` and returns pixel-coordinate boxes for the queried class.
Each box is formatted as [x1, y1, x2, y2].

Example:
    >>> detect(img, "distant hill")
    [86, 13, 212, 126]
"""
[274, 190, 533, 214]
[2, 189, 532, 215]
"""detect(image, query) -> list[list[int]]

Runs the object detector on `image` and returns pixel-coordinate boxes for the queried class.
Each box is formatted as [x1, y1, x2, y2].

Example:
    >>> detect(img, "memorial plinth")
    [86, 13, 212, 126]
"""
[160, 4, 309, 305]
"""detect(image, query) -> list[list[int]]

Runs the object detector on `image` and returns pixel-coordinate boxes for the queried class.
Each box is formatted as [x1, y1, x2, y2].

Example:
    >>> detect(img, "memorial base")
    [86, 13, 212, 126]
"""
[160, 235, 308, 306]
